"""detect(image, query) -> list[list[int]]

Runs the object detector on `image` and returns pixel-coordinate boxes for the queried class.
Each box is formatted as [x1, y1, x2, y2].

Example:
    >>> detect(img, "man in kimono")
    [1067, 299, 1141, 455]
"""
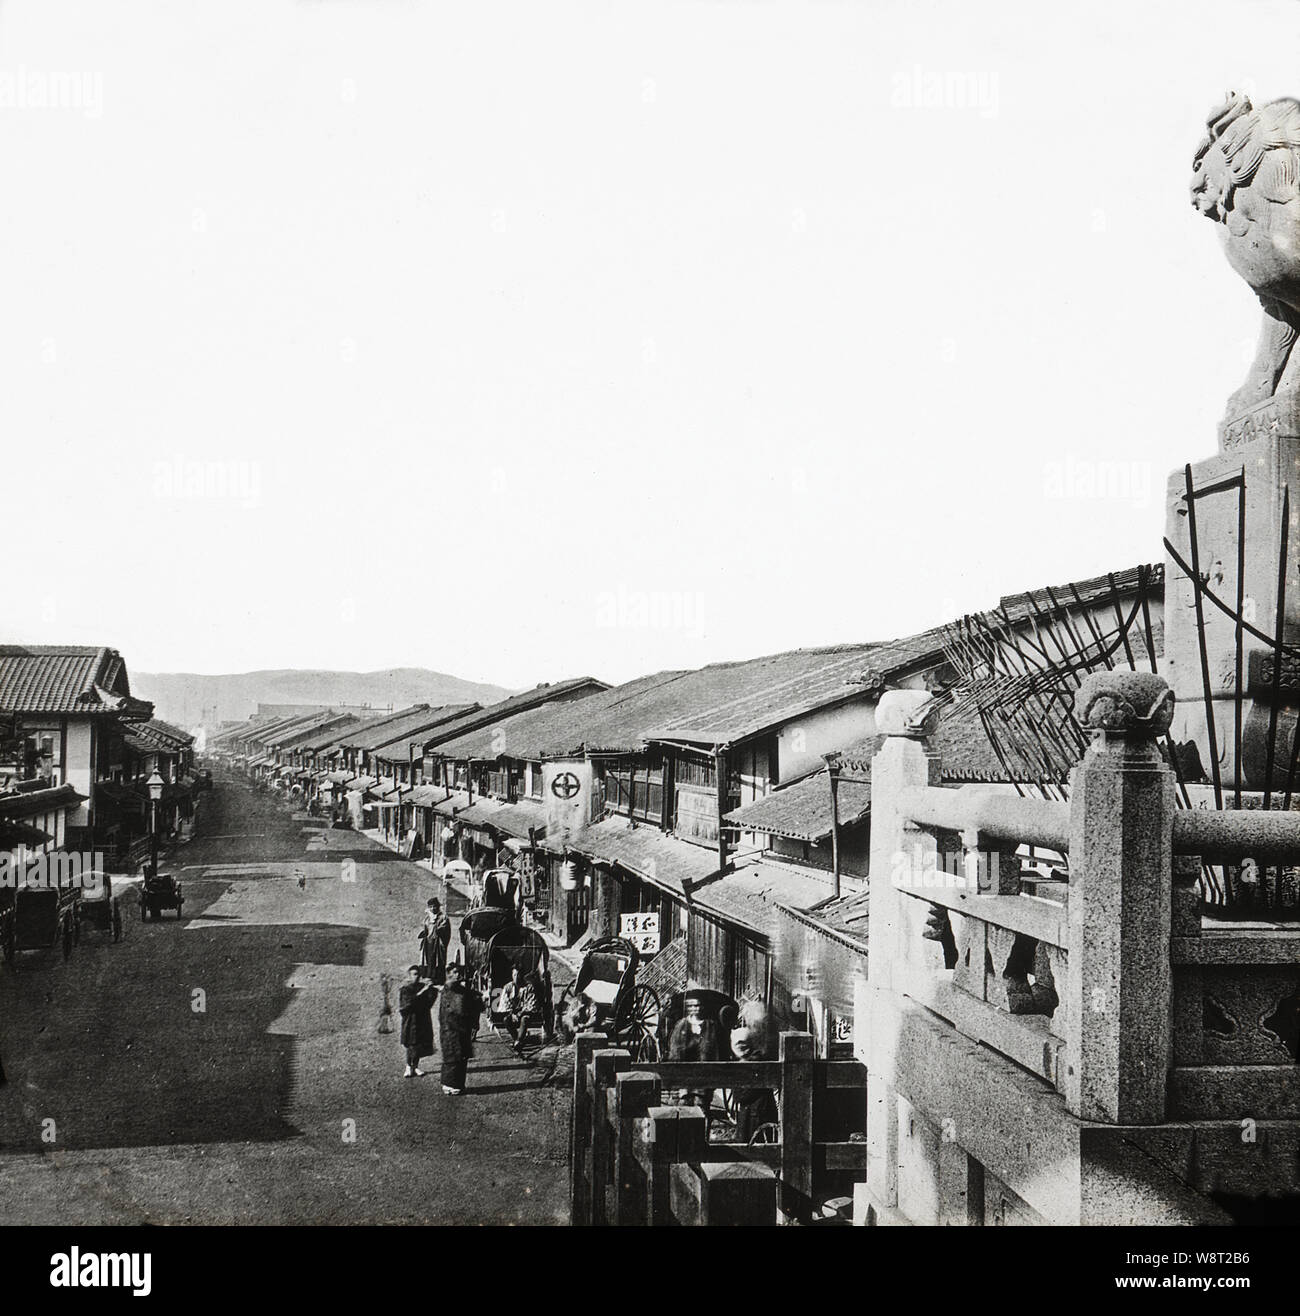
[419, 897, 452, 985]
[438, 963, 483, 1094]
[398, 965, 437, 1078]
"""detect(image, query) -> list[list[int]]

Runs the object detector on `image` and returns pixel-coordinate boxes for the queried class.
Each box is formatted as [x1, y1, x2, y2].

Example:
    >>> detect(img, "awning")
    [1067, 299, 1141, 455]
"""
[407, 785, 450, 808]
[0, 818, 53, 847]
[431, 790, 474, 819]
[483, 798, 548, 841]
[560, 817, 719, 900]
[688, 858, 839, 939]
[0, 783, 88, 819]
[345, 776, 378, 791]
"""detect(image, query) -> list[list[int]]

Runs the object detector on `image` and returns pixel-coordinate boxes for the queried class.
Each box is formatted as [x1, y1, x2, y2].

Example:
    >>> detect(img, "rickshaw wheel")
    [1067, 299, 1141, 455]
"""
[748, 1122, 780, 1146]
[720, 1089, 739, 1121]
[623, 984, 661, 1060]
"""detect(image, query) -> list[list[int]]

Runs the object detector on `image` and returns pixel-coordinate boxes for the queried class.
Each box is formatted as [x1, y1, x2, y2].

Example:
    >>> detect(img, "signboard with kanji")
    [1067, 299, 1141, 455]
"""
[619, 911, 660, 955]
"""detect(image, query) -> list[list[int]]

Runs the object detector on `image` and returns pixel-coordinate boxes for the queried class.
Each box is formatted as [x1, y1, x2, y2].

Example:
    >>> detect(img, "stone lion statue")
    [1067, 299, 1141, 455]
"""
[1192, 92, 1300, 417]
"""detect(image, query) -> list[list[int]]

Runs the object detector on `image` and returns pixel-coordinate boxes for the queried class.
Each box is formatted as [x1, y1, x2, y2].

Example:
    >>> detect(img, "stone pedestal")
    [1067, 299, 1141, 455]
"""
[1164, 429, 1300, 792]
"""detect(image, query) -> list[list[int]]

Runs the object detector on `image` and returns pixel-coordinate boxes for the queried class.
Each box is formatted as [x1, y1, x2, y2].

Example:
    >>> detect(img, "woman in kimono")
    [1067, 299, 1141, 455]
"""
[398, 965, 437, 1078]
[437, 963, 483, 1094]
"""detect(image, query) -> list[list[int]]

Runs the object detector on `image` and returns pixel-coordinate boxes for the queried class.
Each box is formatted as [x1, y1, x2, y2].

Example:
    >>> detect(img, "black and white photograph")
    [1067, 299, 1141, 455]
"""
[1, 0, 1299, 1283]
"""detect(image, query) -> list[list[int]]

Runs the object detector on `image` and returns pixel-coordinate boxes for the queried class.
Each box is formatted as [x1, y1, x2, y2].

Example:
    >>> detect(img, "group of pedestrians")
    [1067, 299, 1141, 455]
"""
[397, 897, 485, 1095]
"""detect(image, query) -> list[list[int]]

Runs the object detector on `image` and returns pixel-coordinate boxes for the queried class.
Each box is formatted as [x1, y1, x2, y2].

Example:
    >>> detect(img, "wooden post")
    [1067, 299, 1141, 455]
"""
[589, 1048, 630, 1225]
[714, 747, 730, 874]
[779, 1031, 815, 1224]
[1066, 672, 1175, 1124]
[639, 1106, 678, 1226]
[613, 1072, 660, 1226]
[697, 1162, 779, 1225]
[826, 756, 842, 899]
[570, 1032, 605, 1224]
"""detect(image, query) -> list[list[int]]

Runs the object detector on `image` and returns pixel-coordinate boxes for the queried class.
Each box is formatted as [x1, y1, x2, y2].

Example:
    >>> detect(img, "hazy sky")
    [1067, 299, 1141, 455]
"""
[2, 1, 1296, 688]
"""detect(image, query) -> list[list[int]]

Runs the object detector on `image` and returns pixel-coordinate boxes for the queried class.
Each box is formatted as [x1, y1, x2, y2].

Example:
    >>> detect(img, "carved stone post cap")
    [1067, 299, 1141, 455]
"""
[876, 690, 940, 739]
[1075, 671, 1175, 737]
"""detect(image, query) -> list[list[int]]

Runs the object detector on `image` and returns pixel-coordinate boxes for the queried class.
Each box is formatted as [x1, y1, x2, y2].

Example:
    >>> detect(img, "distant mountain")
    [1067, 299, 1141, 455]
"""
[132, 668, 515, 730]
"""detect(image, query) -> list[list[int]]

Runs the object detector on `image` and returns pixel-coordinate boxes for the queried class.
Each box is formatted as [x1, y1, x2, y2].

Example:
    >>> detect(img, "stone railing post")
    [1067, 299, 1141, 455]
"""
[867, 689, 945, 991]
[864, 690, 943, 1223]
[1065, 671, 1176, 1124]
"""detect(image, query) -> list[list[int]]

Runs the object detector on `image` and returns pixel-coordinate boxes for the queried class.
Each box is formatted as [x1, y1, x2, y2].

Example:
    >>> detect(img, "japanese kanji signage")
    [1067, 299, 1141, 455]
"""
[619, 911, 660, 954]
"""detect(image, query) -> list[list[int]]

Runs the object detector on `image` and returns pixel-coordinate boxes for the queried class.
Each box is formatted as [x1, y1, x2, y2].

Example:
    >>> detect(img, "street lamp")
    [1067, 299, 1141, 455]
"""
[146, 769, 165, 876]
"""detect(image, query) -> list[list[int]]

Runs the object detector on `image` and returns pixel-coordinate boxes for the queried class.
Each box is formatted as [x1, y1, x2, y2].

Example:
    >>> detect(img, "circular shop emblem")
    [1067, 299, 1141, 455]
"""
[550, 771, 581, 800]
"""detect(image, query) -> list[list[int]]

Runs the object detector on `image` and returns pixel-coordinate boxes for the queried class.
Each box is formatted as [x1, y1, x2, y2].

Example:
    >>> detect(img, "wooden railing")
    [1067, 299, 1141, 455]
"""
[570, 1031, 865, 1225]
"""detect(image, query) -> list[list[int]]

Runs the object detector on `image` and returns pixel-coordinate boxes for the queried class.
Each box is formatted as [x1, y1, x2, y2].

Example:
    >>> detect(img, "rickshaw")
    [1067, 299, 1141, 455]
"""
[457, 905, 517, 985]
[79, 871, 128, 943]
[557, 936, 661, 1062]
[1, 881, 81, 963]
[466, 865, 521, 913]
[479, 924, 553, 1043]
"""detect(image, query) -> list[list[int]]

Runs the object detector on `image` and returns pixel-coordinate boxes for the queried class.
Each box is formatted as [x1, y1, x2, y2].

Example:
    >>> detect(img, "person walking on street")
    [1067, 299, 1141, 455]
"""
[419, 897, 452, 985]
[399, 965, 436, 1077]
[437, 963, 483, 1094]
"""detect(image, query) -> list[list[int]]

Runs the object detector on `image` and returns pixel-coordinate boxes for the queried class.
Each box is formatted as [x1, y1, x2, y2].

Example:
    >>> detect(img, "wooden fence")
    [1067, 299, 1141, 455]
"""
[570, 1030, 866, 1225]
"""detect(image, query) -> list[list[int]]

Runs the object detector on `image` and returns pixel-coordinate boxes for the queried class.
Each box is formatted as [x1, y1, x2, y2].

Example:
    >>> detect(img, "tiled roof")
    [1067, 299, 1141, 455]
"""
[688, 858, 836, 939]
[996, 563, 1163, 626]
[0, 646, 144, 716]
[726, 772, 871, 843]
[420, 679, 611, 754]
[0, 783, 87, 819]
[430, 639, 947, 763]
[646, 636, 950, 748]
[561, 816, 719, 899]
[724, 699, 1011, 840]
[482, 797, 548, 840]
[780, 887, 871, 955]
[125, 718, 195, 756]
[319, 705, 431, 752]
[427, 671, 687, 762]
[290, 719, 369, 754]
[265, 712, 357, 750]
[362, 705, 479, 755]
[144, 718, 194, 747]
[209, 711, 291, 746]
[239, 713, 320, 747]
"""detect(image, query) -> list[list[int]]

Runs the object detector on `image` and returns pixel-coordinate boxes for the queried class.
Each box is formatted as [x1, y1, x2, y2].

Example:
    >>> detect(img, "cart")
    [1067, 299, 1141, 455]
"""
[141, 868, 184, 921]
[558, 935, 661, 1062]
[1, 881, 81, 964]
[79, 872, 128, 943]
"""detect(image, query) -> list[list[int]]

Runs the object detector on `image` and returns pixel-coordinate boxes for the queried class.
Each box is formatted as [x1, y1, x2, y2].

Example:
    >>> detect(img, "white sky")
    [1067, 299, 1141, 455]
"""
[2, 0, 1297, 689]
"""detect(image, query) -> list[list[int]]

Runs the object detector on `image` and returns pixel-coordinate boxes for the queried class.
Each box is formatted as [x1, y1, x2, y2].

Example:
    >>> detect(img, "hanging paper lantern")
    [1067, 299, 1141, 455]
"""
[559, 858, 582, 891]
